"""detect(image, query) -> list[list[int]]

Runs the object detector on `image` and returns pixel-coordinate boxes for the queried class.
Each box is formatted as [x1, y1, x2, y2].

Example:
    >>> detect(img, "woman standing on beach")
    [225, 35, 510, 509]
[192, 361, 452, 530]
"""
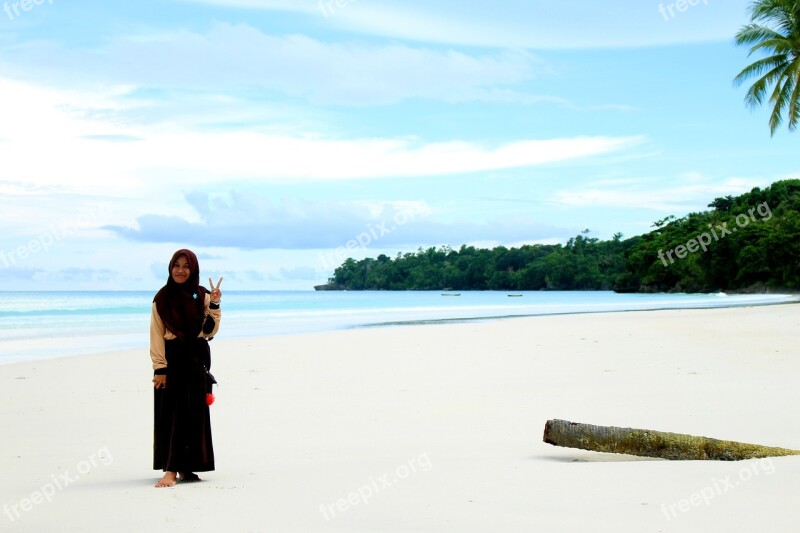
[150, 249, 222, 488]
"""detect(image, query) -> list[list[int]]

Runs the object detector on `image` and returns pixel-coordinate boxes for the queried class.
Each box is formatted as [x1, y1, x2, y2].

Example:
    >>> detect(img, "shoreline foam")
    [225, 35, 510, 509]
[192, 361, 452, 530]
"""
[2, 291, 798, 365]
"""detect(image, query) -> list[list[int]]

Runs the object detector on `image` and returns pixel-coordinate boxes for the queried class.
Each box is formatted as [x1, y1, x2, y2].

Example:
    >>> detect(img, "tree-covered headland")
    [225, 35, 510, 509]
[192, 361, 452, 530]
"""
[323, 180, 800, 293]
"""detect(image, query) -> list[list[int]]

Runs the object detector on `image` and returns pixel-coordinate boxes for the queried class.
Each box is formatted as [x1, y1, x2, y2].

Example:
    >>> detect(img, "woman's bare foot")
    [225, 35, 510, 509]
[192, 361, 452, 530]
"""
[179, 472, 201, 483]
[155, 471, 177, 488]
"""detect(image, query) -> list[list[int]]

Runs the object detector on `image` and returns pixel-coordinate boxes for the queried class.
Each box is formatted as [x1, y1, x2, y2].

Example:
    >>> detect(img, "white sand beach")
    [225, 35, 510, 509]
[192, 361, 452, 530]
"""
[1, 304, 799, 532]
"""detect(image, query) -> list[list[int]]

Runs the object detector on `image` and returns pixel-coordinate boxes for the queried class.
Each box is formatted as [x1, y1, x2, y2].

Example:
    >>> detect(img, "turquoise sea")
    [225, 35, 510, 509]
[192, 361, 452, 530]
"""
[0, 291, 796, 364]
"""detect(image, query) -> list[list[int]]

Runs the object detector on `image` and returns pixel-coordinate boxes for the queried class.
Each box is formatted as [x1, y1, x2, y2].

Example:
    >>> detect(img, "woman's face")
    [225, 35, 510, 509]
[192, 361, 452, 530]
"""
[171, 255, 191, 284]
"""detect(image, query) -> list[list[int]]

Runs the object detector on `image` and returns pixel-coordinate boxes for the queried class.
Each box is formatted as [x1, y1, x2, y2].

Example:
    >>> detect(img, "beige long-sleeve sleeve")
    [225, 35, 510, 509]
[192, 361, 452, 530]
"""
[149, 293, 222, 371]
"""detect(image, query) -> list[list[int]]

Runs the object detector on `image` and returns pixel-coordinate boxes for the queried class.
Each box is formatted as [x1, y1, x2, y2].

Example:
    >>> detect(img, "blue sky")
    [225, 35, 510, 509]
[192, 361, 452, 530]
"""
[0, 0, 797, 290]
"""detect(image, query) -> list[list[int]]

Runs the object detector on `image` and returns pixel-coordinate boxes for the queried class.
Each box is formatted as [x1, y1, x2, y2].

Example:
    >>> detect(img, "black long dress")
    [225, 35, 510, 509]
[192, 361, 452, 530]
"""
[153, 337, 214, 472]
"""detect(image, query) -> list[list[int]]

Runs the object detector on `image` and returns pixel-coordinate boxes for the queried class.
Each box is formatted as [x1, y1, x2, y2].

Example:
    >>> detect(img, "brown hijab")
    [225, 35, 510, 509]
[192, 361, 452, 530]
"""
[153, 249, 208, 339]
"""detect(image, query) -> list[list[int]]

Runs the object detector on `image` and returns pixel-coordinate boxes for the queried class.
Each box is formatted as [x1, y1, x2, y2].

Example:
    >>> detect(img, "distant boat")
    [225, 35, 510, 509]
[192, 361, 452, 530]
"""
[441, 293, 461, 296]
[507, 294, 523, 297]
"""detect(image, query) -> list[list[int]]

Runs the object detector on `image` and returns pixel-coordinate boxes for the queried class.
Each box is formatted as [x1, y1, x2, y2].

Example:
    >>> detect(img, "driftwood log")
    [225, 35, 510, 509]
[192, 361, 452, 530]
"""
[543, 419, 800, 461]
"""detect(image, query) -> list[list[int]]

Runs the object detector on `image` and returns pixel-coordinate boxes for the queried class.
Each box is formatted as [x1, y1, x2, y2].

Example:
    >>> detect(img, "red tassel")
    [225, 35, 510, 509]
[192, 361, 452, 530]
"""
[206, 393, 215, 406]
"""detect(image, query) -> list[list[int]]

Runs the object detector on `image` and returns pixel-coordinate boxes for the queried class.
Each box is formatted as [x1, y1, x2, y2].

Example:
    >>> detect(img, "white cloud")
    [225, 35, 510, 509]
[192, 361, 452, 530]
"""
[2, 24, 539, 105]
[551, 176, 772, 212]
[276, 266, 319, 281]
[180, 0, 314, 13]
[455, 88, 639, 112]
[104, 193, 568, 252]
[0, 77, 644, 193]
[181, 0, 750, 49]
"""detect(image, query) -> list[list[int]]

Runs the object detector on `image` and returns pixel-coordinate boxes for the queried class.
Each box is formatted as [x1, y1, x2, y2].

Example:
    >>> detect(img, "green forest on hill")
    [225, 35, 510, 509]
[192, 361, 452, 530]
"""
[323, 179, 800, 293]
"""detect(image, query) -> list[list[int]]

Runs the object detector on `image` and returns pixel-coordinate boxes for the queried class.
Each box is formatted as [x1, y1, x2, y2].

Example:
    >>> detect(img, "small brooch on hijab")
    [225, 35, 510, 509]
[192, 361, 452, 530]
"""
[193, 293, 198, 300]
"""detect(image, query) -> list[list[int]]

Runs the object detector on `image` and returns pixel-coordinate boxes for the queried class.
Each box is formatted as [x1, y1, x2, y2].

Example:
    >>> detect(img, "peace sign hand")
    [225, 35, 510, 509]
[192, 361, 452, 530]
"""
[209, 277, 223, 304]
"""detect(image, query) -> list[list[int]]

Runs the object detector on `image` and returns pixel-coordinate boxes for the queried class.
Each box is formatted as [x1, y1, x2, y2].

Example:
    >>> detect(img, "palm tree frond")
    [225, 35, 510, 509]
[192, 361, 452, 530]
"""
[738, 60, 793, 109]
[735, 23, 786, 46]
[733, 54, 790, 87]
[749, 37, 794, 55]
[735, 0, 800, 136]
[784, 59, 800, 130]
[768, 76, 791, 134]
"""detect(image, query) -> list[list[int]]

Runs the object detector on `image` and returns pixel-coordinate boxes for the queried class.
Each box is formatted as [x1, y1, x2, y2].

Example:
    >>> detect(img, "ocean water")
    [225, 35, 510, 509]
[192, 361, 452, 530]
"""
[0, 291, 796, 364]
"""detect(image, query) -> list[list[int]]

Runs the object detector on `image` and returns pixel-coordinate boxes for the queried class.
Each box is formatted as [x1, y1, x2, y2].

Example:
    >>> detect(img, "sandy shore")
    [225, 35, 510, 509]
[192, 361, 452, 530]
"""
[1, 304, 799, 532]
